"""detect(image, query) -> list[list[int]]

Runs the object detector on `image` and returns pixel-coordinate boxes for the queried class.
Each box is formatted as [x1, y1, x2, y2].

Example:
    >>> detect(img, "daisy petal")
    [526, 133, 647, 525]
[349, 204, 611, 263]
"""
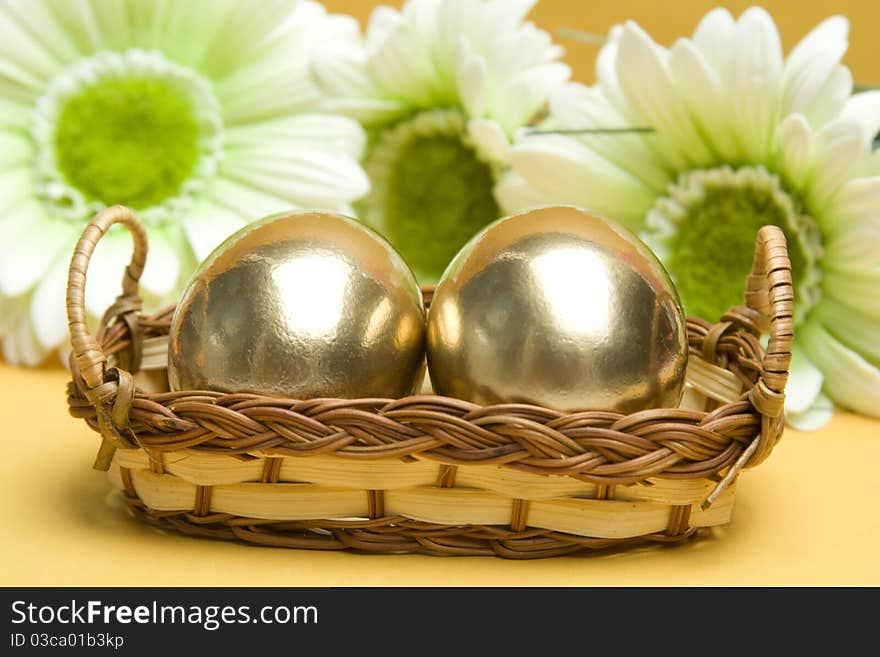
[824, 220, 880, 273]
[29, 249, 72, 351]
[457, 49, 489, 119]
[509, 135, 656, 227]
[83, 226, 136, 318]
[837, 91, 880, 148]
[825, 176, 880, 230]
[3, 307, 49, 367]
[669, 39, 737, 160]
[614, 22, 714, 171]
[775, 114, 814, 193]
[546, 82, 672, 193]
[0, 130, 32, 168]
[207, 177, 300, 221]
[808, 119, 868, 213]
[786, 393, 834, 431]
[182, 202, 247, 263]
[226, 114, 367, 162]
[0, 169, 33, 213]
[0, 206, 74, 297]
[692, 7, 736, 74]
[785, 346, 824, 415]
[311, 43, 378, 101]
[727, 7, 784, 161]
[823, 269, 880, 320]
[493, 171, 552, 213]
[225, 148, 369, 208]
[799, 321, 880, 417]
[782, 16, 849, 118]
[467, 118, 509, 163]
[801, 65, 853, 128]
[814, 298, 880, 367]
[138, 229, 182, 298]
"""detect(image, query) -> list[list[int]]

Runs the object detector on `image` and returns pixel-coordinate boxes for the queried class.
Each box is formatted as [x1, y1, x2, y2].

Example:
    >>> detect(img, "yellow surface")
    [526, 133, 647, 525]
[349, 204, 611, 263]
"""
[3, 0, 880, 586]
[1, 360, 878, 586]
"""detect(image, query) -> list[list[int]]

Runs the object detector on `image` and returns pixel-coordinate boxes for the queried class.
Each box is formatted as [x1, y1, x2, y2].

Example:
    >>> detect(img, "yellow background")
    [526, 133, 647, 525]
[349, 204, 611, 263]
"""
[2, 0, 880, 586]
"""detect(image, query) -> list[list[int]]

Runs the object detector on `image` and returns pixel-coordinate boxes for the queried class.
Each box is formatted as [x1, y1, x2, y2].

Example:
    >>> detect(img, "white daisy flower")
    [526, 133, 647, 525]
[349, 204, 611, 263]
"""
[0, 0, 370, 366]
[503, 7, 880, 427]
[310, 0, 570, 282]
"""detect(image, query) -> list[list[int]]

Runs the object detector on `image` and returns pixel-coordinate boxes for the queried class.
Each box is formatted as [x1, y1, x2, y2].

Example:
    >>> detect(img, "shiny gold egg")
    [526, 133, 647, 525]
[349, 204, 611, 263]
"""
[168, 211, 426, 399]
[426, 205, 688, 413]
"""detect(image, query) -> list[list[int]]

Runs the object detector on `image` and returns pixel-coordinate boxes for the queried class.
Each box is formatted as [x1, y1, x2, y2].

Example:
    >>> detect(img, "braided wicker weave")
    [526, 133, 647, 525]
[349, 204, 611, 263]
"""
[66, 205, 793, 558]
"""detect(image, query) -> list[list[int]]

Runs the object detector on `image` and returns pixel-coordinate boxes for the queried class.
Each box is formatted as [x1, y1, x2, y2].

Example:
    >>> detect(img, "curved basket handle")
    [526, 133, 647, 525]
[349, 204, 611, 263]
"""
[67, 205, 147, 451]
[703, 225, 793, 507]
[744, 225, 794, 424]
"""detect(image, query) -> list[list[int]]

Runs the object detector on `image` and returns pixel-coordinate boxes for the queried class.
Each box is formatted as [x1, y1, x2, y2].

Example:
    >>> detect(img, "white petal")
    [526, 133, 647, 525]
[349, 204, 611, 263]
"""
[836, 91, 880, 147]
[692, 7, 736, 74]
[509, 136, 656, 228]
[136, 0, 237, 67]
[814, 298, 880, 366]
[225, 148, 369, 208]
[0, 3, 63, 99]
[29, 248, 72, 351]
[493, 171, 552, 214]
[726, 7, 784, 161]
[0, 131, 32, 168]
[0, 207, 74, 297]
[365, 5, 404, 51]
[212, 2, 358, 121]
[825, 176, 880, 230]
[0, 168, 34, 213]
[823, 269, 880, 316]
[825, 220, 880, 272]
[467, 118, 509, 164]
[137, 230, 182, 298]
[785, 346, 824, 415]
[614, 22, 713, 171]
[3, 305, 49, 367]
[801, 65, 852, 128]
[668, 39, 738, 161]
[786, 393, 834, 431]
[38, 0, 102, 53]
[457, 50, 489, 118]
[83, 226, 136, 318]
[182, 202, 247, 263]
[311, 43, 378, 100]
[808, 120, 869, 213]
[0, 97, 30, 131]
[368, 14, 439, 106]
[545, 82, 672, 193]
[782, 16, 849, 118]
[775, 114, 814, 193]
[226, 114, 367, 162]
[207, 177, 300, 221]
[799, 321, 880, 417]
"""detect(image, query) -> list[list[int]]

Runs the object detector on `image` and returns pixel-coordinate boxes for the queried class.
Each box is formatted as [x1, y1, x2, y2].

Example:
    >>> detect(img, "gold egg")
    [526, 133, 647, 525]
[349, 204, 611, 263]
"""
[426, 205, 688, 413]
[168, 211, 426, 399]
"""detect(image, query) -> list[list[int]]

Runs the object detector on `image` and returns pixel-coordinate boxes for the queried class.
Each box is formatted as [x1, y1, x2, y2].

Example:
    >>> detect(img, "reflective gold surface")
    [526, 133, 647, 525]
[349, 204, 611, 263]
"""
[426, 206, 688, 413]
[168, 211, 426, 399]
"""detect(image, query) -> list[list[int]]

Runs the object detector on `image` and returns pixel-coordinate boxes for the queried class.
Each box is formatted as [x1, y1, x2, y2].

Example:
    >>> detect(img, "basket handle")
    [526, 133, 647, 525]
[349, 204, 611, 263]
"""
[703, 225, 793, 507]
[67, 205, 147, 451]
[744, 225, 794, 423]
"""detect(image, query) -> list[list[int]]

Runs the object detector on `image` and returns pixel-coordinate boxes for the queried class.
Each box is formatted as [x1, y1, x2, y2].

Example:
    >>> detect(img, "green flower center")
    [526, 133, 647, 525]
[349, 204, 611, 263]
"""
[642, 166, 823, 324]
[32, 49, 223, 223]
[55, 77, 198, 209]
[360, 110, 501, 283]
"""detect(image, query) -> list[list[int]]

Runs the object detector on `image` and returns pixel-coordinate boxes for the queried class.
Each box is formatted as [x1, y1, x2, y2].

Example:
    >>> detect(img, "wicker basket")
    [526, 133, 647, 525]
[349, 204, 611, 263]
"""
[66, 205, 793, 558]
